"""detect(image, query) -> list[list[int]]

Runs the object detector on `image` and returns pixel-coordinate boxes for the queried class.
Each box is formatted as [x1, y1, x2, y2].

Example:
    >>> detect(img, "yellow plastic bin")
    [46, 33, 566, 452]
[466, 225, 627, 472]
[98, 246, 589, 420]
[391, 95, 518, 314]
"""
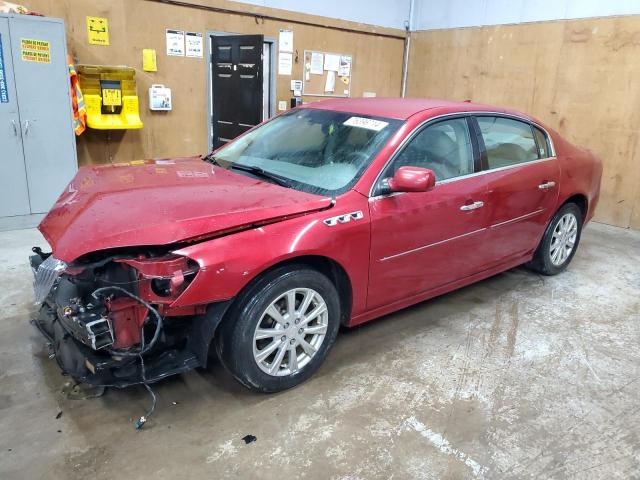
[77, 65, 143, 130]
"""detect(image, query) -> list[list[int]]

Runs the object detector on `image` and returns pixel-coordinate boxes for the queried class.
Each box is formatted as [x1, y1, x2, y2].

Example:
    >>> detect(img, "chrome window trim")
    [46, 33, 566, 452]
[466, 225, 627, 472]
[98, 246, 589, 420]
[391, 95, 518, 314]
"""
[379, 227, 487, 262]
[368, 111, 557, 199]
[369, 157, 557, 202]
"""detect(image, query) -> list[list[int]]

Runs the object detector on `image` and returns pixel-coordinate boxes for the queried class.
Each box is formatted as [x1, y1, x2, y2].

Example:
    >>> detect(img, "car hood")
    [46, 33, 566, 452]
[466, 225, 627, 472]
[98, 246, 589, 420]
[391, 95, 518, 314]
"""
[39, 156, 333, 262]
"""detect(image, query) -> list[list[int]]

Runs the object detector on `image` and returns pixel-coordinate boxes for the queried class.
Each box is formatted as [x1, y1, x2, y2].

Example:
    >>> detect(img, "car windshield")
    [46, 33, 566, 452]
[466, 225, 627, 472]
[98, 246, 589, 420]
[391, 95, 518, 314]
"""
[210, 108, 402, 195]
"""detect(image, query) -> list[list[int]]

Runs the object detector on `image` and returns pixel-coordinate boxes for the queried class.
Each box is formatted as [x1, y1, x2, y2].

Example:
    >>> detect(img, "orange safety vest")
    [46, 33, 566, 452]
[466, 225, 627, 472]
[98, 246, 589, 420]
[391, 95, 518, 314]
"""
[67, 54, 86, 136]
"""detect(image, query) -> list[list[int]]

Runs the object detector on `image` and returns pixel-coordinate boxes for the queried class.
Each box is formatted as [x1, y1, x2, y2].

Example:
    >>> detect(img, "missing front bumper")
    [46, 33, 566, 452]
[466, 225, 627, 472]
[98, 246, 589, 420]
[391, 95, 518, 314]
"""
[32, 303, 200, 388]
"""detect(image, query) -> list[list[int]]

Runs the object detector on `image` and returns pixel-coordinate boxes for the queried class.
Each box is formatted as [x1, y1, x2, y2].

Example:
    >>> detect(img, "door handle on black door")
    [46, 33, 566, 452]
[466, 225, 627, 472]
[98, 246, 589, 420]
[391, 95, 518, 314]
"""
[538, 181, 556, 190]
[460, 201, 484, 211]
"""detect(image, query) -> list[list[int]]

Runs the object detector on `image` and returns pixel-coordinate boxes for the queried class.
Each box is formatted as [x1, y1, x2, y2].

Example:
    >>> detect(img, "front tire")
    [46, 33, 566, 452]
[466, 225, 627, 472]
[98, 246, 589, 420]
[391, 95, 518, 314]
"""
[216, 266, 340, 393]
[528, 202, 583, 275]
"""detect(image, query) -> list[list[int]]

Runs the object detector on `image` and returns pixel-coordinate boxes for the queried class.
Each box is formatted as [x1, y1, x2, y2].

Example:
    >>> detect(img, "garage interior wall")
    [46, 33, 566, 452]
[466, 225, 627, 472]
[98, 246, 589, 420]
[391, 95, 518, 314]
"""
[407, 6, 640, 229]
[22, 0, 405, 167]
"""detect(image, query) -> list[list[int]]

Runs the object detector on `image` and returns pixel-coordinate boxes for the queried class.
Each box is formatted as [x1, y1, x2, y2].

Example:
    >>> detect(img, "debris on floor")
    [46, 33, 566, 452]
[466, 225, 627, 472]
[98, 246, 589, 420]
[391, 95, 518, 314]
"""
[60, 381, 105, 400]
[242, 434, 257, 445]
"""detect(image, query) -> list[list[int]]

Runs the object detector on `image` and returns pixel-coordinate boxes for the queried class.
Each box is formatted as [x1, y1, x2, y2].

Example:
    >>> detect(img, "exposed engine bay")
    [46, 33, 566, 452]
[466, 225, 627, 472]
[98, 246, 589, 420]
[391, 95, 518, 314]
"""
[30, 247, 230, 390]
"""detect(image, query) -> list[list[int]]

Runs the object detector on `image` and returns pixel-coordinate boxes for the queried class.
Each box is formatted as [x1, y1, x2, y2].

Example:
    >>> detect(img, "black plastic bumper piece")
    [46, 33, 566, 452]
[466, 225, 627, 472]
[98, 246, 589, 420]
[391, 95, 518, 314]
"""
[32, 303, 201, 388]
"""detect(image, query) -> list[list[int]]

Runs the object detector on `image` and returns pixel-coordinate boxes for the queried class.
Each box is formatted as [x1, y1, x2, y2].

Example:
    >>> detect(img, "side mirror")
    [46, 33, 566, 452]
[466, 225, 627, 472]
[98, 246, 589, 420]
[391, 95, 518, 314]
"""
[387, 166, 436, 193]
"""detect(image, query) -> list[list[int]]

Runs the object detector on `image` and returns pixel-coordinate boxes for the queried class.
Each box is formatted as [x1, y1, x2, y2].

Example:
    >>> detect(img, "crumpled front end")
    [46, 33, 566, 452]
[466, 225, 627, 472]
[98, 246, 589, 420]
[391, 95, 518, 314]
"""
[29, 248, 230, 387]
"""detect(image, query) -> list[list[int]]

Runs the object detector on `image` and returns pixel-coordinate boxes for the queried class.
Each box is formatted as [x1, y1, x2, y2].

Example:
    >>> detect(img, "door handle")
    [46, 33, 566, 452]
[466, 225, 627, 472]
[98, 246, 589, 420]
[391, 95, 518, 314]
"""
[23, 120, 30, 136]
[11, 119, 18, 136]
[460, 201, 484, 211]
[538, 181, 556, 190]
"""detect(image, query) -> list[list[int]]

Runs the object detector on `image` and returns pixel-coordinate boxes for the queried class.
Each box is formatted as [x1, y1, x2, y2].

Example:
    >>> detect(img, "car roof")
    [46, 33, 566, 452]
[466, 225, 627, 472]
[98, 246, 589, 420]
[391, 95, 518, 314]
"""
[303, 97, 524, 121]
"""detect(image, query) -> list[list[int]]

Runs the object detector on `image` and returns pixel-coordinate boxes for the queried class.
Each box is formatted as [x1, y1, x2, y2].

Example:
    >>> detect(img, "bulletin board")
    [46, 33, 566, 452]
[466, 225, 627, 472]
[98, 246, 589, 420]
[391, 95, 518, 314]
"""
[302, 50, 352, 98]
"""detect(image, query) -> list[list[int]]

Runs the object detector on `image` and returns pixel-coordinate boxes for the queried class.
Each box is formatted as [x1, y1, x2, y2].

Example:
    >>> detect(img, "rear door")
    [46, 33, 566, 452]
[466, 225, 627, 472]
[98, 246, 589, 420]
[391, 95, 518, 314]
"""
[474, 115, 559, 264]
[211, 34, 263, 149]
[368, 116, 492, 309]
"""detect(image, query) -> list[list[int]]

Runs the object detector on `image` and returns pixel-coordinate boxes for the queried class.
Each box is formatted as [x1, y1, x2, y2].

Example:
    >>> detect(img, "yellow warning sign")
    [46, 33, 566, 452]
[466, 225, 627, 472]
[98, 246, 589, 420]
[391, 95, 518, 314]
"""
[142, 49, 157, 72]
[102, 88, 122, 106]
[21, 38, 51, 63]
[87, 16, 110, 46]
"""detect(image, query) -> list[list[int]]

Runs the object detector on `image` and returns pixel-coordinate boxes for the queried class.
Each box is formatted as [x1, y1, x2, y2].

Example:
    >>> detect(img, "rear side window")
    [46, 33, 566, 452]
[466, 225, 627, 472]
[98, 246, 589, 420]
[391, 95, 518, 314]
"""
[533, 127, 551, 158]
[477, 116, 538, 169]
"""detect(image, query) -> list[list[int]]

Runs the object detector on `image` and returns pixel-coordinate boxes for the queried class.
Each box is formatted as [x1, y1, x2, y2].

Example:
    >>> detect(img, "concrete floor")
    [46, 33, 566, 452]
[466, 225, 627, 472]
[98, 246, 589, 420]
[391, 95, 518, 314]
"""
[0, 223, 638, 479]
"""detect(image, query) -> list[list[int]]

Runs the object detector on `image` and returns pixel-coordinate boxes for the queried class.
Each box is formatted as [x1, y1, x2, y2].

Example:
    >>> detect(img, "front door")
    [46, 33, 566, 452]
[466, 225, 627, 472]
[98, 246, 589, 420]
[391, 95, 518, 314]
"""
[474, 116, 560, 263]
[210, 34, 263, 149]
[0, 18, 30, 217]
[8, 16, 76, 214]
[368, 117, 492, 309]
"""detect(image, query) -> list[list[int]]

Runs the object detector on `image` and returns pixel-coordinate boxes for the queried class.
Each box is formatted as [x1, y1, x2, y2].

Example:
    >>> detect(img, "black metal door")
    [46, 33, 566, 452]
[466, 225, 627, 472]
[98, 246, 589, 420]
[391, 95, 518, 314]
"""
[211, 34, 264, 149]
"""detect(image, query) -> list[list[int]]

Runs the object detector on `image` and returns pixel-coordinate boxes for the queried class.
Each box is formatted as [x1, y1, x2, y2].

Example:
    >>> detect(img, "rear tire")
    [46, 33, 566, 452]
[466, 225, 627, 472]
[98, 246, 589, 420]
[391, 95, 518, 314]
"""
[528, 202, 583, 275]
[216, 266, 340, 393]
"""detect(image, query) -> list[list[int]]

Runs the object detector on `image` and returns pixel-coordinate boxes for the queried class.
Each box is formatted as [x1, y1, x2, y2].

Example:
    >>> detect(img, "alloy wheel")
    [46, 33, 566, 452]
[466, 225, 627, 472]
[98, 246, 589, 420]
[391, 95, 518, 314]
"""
[252, 288, 328, 376]
[550, 212, 578, 266]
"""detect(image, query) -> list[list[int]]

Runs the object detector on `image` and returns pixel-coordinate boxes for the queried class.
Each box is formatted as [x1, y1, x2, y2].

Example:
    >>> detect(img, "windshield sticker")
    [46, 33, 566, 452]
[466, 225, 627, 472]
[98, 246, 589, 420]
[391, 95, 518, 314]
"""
[343, 117, 388, 131]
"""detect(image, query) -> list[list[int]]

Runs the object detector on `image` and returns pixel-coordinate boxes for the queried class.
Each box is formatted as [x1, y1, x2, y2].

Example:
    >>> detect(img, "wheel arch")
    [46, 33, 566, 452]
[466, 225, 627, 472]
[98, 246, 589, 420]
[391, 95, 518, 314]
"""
[561, 193, 588, 220]
[531, 192, 589, 261]
[213, 254, 353, 344]
[259, 255, 353, 327]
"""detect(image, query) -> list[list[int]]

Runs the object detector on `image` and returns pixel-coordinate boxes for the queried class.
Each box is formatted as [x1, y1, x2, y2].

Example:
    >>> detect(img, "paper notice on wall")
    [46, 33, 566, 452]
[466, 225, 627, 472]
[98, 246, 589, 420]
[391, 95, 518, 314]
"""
[278, 52, 293, 75]
[279, 29, 293, 52]
[324, 70, 336, 93]
[185, 32, 203, 58]
[142, 49, 157, 72]
[310, 52, 324, 75]
[86, 17, 109, 46]
[324, 54, 340, 72]
[290, 79, 303, 91]
[166, 29, 185, 56]
[338, 55, 352, 77]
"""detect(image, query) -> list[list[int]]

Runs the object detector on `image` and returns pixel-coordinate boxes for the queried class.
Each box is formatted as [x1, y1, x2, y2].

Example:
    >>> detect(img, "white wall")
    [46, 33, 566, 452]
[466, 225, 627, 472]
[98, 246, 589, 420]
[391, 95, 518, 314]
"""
[231, 0, 412, 30]
[412, 0, 640, 31]
[232, 0, 640, 31]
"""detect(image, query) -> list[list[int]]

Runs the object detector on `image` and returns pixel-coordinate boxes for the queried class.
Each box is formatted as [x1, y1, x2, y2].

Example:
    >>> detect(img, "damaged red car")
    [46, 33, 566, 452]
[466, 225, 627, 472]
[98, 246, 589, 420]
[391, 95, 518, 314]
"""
[32, 98, 602, 394]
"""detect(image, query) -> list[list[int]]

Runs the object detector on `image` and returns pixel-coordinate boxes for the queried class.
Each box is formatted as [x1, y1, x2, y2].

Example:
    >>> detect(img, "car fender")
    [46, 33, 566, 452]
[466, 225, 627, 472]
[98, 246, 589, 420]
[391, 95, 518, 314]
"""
[171, 192, 371, 317]
[553, 133, 603, 223]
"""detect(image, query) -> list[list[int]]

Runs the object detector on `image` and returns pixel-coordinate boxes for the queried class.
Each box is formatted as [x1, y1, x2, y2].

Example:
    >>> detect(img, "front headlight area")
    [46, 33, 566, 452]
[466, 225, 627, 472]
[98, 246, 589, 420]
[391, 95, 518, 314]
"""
[114, 254, 201, 306]
[49, 252, 202, 353]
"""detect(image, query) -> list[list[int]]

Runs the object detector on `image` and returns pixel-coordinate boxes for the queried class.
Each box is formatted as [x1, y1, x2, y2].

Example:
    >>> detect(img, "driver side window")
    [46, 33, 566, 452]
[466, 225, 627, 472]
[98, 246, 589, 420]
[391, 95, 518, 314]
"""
[389, 118, 474, 182]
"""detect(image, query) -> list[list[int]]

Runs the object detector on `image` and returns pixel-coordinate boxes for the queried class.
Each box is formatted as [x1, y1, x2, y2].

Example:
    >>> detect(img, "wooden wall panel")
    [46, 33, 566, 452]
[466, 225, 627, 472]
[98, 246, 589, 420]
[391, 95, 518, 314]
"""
[23, 0, 405, 166]
[408, 17, 640, 229]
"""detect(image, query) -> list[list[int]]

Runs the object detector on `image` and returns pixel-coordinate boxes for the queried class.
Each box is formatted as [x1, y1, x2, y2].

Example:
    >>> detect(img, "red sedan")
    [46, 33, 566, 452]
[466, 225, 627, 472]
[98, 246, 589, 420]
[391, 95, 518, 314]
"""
[32, 98, 602, 395]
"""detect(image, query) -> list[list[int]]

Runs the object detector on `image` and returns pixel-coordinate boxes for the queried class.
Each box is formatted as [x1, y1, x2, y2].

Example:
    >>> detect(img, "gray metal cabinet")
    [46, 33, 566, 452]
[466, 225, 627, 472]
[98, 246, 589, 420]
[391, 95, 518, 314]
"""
[0, 14, 77, 228]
